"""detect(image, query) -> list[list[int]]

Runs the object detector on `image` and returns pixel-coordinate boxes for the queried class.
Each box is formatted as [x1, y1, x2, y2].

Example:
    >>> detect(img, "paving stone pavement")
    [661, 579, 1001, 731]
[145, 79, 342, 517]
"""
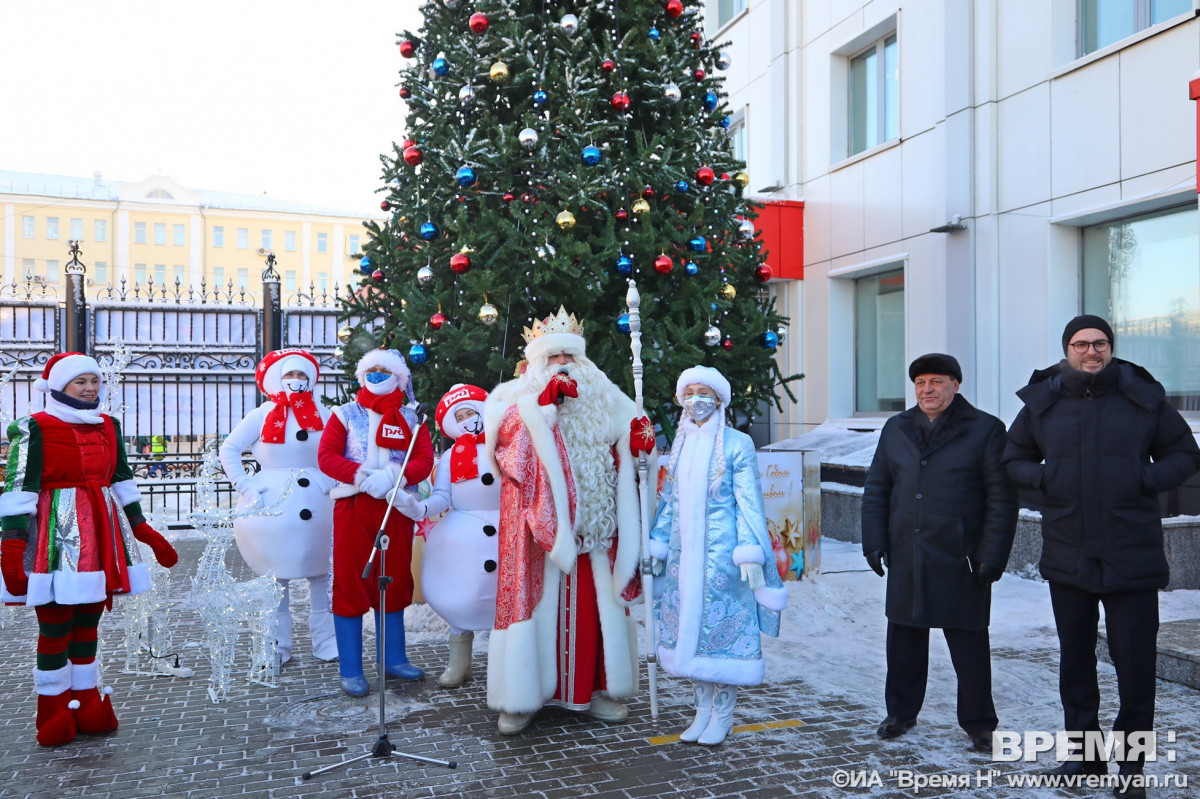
[0, 539, 1196, 798]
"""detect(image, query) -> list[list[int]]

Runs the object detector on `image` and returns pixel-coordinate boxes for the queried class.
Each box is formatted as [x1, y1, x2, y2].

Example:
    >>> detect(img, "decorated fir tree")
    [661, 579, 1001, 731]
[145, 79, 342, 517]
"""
[341, 0, 798, 434]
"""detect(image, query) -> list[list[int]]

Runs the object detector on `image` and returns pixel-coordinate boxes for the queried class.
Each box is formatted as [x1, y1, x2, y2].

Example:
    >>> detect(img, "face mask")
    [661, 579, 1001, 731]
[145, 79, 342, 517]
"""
[283, 378, 309, 393]
[683, 395, 718, 422]
[363, 372, 398, 395]
[462, 415, 484, 435]
[365, 371, 390, 384]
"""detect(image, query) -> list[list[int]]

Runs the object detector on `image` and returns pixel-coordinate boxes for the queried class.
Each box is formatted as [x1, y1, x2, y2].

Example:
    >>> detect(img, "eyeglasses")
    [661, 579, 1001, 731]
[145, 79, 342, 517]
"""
[1068, 339, 1110, 354]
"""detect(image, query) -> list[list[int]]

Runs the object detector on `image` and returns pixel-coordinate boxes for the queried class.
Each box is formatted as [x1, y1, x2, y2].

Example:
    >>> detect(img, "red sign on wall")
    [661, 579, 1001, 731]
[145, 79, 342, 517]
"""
[752, 199, 804, 280]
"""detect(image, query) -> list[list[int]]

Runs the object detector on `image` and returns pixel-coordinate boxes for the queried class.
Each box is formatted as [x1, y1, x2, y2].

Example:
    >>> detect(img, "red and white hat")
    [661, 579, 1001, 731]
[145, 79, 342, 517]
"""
[256, 349, 319, 396]
[434, 383, 488, 439]
[675, 365, 731, 407]
[35, 352, 103, 393]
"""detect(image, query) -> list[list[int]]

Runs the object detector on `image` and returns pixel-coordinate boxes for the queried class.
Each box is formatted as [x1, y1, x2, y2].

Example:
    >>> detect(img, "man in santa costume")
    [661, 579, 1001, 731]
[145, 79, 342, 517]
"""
[483, 306, 655, 734]
[317, 348, 433, 696]
[0, 352, 177, 746]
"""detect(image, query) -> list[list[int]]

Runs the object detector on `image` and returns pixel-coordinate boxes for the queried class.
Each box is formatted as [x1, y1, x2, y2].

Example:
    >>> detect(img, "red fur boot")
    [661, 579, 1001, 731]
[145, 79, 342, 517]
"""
[71, 661, 118, 735]
[34, 666, 79, 747]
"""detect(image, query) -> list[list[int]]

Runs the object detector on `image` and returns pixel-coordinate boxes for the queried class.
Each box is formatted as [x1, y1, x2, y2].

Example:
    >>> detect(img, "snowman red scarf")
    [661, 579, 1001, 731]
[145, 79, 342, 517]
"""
[261, 391, 325, 443]
[355, 387, 412, 449]
[449, 431, 484, 483]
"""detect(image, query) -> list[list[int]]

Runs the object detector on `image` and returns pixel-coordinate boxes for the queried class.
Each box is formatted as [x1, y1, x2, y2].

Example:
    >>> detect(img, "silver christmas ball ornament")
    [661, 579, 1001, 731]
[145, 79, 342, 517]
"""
[560, 14, 579, 35]
[478, 302, 500, 325]
[664, 83, 681, 103]
[519, 127, 539, 148]
[739, 218, 755, 239]
[458, 84, 476, 104]
[417, 265, 435, 285]
[716, 51, 732, 70]
[704, 326, 722, 347]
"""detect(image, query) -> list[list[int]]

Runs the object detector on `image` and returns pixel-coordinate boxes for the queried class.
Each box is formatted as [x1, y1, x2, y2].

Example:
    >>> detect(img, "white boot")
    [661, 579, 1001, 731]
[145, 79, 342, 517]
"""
[697, 683, 738, 746]
[438, 631, 474, 687]
[307, 575, 337, 661]
[680, 680, 715, 743]
[275, 580, 292, 664]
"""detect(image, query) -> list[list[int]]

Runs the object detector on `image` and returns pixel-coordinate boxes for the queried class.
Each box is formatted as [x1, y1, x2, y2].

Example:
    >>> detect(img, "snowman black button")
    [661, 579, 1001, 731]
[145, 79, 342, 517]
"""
[483, 525, 497, 537]
[299, 509, 312, 520]
[480, 473, 494, 485]
[297, 477, 310, 488]
[484, 559, 497, 573]
[296, 430, 309, 442]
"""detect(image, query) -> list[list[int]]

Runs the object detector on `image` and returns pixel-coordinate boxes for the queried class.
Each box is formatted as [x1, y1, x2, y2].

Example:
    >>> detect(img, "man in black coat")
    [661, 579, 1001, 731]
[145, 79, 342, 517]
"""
[1003, 315, 1200, 789]
[862, 354, 1018, 753]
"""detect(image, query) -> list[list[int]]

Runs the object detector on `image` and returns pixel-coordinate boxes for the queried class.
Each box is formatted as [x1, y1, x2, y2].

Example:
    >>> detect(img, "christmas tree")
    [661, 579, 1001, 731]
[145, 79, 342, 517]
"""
[340, 0, 799, 434]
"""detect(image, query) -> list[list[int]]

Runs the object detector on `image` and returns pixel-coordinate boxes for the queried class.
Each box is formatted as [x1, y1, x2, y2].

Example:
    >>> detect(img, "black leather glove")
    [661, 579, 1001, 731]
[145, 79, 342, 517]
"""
[975, 562, 1002, 587]
[865, 550, 888, 577]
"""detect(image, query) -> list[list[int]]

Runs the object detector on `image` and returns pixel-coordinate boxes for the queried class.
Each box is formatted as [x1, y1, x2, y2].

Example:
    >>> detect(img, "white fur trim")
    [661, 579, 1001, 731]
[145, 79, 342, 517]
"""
[487, 559, 562, 714]
[0, 584, 24, 603]
[262, 352, 318, 395]
[658, 646, 764, 686]
[25, 570, 107, 606]
[329, 483, 359, 499]
[355, 348, 411, 388]
[524, 332, 586, 364]
[0, 489, 38, 517]
[39, 354, 102, 393]
[732, 544, 765, 566]
[126, 562, 152, 596]
[612, 429, 644, 606]
[33, 664, 72, 696]
[587, 548, 639, 698]
[515, 394, 577, 572]
[70, 661, 99, 691]
[754, 584, 790, 612]
[675, 365, 732, 407]
[648, 539, 669, 561]
[110, 480, 142, 508]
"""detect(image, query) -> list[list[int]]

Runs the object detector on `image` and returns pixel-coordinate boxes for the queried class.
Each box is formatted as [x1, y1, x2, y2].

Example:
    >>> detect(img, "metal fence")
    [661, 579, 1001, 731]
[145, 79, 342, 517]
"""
[0, 247, 355, 521]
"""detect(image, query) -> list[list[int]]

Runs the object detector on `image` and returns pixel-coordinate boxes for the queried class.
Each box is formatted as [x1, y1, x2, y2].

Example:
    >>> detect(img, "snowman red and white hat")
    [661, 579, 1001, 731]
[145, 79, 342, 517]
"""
[675, 365, 731, 407]
[434, 383, 488, 439]
[34, 352, 104, 393]
[355, 348, 413, 396]
[256, 349, 320, 396]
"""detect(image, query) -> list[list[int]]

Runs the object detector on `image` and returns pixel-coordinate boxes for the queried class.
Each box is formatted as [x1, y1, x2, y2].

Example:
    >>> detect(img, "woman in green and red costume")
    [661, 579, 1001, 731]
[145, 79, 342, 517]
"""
[0, 352, 178, 746]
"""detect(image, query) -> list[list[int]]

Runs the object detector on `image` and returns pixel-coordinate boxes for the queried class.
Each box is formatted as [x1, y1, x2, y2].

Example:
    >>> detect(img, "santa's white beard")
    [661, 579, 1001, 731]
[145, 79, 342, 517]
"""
[522, 357, 618, 553]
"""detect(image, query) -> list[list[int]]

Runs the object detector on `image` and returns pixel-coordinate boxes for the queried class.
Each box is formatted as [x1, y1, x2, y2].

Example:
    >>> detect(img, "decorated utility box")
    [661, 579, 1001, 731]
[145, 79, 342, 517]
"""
[756, 449, 821, 581]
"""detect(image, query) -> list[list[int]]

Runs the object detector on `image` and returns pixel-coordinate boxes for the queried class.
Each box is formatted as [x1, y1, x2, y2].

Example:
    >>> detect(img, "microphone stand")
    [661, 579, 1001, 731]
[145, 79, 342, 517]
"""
[303, 409, 457, 779]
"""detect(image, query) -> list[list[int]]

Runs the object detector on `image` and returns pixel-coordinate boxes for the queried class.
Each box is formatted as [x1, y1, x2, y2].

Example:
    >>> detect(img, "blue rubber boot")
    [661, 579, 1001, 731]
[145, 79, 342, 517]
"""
[333, 614, 369, 697]
[374, 609, 425, 681]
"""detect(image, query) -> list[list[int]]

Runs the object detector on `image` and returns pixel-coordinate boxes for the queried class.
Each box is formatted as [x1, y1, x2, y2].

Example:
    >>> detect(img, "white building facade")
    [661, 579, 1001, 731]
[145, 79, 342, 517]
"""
[708, 0, 1200, 435]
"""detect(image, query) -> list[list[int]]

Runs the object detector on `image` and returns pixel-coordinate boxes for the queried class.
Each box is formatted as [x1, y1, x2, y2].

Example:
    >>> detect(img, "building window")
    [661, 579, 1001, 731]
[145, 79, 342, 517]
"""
[285, 230, 296, 252]
[70, 218, 84, 239]
[237, 268, 249, 290]
[134, 263, 147, 284]
[22, 216, 35, 238]
[237, 228, 249, 249]
[348, 234, 360, 255]
[45, 260, 60, 284]
[284, 270, 297, 292]
[727, 108, 747, 163]
[94, 219, 107, 242]
[849, 33, 899, 156]
[1083, 204, 1200, 411]
[135, 222, 147, 244]
[154, 223, 166, 245]
[95, 261, 108, 283]
[261, 230, 273, 251]
[173, 264, 185, 284]
[717, 0, 746, 28]
[213, 226, 224, 247]
[22, 258, 35, 278]
[855, 268, 906, 413]
[173, 224, 185, 246]
[46, 217, 60, 240]
[317, 272, 329, 292]
[317, 233, 328, 254]
[213, 266, 225, 287]
[154, 264, 167, 284]
[1080, 0, 1192, 56]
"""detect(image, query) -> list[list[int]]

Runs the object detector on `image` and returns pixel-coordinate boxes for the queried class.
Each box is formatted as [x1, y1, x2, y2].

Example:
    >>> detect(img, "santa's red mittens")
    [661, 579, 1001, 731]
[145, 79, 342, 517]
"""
[629, 416, 655, 455]
[132, 523, 178, 568]
[537, 372, 579, 407]
[1, 538, 28, 596]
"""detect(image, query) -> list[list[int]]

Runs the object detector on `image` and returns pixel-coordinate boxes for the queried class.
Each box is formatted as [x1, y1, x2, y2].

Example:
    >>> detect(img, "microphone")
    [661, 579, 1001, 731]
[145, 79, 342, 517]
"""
[555, 369, 569, 405]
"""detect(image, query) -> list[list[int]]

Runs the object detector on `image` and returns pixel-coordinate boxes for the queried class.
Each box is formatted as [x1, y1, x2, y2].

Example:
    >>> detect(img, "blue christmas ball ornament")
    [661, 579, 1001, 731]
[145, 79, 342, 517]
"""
[533, 89, 548, 106]
[648, 26, 660, 41]
[419, 222, 439, 240]
[675, 180, 689, 193]
[719, 115, 731, 128]
[689, 235, 707, 252]
[433, 57, 450, 76]
[710, 302, 717, 312]
[615, 255, 633, 275]
[704, 91, 718, 111]
[359, 255, 373, 274]
[455, 165, 477, 187]
[617, 313, 631, 333]
[408, 343, 428, 364]
[685, 261, 699, 276]
[762, 330, 779, 349]
[581, 145, 602, 166]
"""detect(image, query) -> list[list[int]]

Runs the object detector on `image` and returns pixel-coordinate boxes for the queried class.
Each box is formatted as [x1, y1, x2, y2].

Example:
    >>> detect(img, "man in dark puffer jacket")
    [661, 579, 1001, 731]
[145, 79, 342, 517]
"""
[1003, 315, 1200, 792]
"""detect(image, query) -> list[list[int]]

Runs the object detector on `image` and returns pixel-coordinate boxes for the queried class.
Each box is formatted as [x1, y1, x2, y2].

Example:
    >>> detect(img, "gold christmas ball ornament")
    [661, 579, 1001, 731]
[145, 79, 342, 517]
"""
[478, 302, 500, 325]
[721, 283, 737, 300]
[490, 61, 510, 83]
[632, 198, 650, 215]
[337, 325, 355, 343]
[732, 171, 750, 189]
[556, 210, 577, 230]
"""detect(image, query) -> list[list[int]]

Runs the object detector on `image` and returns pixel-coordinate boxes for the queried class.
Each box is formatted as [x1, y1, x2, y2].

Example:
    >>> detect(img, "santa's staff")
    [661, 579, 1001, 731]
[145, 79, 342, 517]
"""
[626, 279, 659, 721]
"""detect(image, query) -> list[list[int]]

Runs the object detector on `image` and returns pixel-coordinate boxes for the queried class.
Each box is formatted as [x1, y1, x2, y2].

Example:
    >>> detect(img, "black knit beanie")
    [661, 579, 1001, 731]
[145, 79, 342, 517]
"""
[908, 353, 962, 382]
[1061, 315, 1115, 354]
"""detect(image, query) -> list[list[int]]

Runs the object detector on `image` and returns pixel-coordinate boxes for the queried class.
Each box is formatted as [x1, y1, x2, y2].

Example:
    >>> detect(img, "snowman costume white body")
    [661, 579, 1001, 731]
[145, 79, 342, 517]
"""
[219, 351, 337, 662]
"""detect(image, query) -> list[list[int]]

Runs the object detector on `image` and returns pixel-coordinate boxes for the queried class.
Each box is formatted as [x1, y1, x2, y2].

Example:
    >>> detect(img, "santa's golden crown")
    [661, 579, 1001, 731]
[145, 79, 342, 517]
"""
[522, 306, 585, 343]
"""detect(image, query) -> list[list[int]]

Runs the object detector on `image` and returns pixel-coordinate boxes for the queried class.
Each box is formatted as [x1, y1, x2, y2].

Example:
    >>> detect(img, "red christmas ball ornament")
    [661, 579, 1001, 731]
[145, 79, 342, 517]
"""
[399, 86, 412, 99]
[615, 208, 629, 221]
[720, 172, 731, 181]
[380, 200, 392, 211]
[722, 338, 734, 351]
[611, 91, 631, 111]
[696, 166, 715, 185]
[399, 40, 417, 58]
[402, 138, 416, 149]
[694, 68, 706, 82]
[654, 254, 673, 274]
[450, 252, 471, 274]
[371, 269, 385, 282]
[601, 59, 616, 73]
[502, 192, 516, 203]
[642, 185, 655, 199]
[690, 31, 702, 48]
[469, 12, 489, 34]
[430, 311, 446, 330]
[666, 0, 684, 18]
[403, 146, 423, 166]
[755, 263, 773, 283]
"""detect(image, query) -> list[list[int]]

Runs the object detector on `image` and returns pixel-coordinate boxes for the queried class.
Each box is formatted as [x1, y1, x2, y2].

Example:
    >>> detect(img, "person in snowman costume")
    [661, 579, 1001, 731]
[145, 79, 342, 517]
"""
[392, 384, 499, 688]
[317, 348, 434, 696]
[218, 349, 337, 663]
